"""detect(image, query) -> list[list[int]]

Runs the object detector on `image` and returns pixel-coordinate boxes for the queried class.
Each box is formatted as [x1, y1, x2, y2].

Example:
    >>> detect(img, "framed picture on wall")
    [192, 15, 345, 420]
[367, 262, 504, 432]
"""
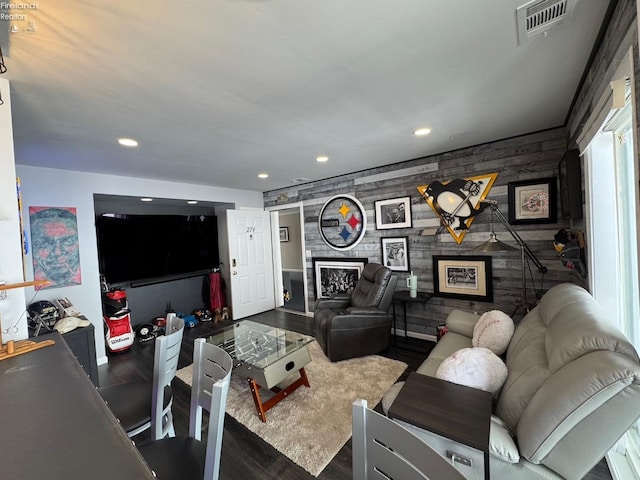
[507, 177, 557, 225]
[312, 257, 368, 299]
[279, 227, 289, 242]
[432, 255, 493, 302]
[29, 206, 82, 289]
[374, 196, 412, 229]
[381, 237, 410, 272]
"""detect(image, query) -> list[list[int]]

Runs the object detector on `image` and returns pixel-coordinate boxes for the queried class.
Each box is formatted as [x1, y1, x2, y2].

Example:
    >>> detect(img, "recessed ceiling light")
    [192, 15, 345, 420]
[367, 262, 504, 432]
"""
[412, 128, 432, 136]
[140, 197, 153, 202]
[187, 200, 198, 205]
[118, 138, 139, 147]
[316, 155, 329, 163]
[258, 173, 269, 179]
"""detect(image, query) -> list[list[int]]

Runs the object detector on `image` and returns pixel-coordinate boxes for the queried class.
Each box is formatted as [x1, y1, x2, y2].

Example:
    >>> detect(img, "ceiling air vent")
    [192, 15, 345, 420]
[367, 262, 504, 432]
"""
[516, 0, 575, 46]
[291, 177, 311, 184]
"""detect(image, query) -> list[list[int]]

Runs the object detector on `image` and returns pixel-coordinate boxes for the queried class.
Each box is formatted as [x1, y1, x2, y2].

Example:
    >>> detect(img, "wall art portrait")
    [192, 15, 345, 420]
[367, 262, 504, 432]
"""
[29, 206, 82, 290]
[417, 172, 498, 244]
[312, 257, 368, 299]
[381, 237, 410, 272]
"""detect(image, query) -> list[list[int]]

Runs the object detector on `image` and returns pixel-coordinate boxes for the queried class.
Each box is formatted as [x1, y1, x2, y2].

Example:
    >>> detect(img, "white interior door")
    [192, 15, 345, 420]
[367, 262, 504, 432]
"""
[266, 202, 309, 315]
[226, 209, 275, 319]
[270, 211, 284, 308]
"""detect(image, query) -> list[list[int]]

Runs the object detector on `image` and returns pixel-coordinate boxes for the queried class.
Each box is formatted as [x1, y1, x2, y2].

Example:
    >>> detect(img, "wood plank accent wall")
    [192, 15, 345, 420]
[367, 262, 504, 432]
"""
[565, 0, 638, 234]
[567, 0, 637, 149]
[264, 127, 579, 339]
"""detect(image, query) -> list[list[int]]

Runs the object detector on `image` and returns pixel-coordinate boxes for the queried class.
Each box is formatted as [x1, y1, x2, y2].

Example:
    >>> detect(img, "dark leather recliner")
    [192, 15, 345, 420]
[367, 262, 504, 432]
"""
[314, 263, 398, 362]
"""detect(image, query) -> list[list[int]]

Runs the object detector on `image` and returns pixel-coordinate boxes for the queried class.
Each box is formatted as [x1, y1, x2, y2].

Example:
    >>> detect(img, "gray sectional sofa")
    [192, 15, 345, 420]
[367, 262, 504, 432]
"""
[382, 282, 640, 480]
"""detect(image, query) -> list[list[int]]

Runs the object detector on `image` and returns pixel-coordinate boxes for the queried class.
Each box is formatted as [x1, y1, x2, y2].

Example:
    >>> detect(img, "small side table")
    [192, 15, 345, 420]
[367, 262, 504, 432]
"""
[392, 290, 432, 343]
[388, 372, 492, 479]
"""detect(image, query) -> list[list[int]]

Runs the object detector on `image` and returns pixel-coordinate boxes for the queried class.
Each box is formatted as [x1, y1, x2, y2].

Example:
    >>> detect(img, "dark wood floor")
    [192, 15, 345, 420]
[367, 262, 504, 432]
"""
[98, 309, 612, 480]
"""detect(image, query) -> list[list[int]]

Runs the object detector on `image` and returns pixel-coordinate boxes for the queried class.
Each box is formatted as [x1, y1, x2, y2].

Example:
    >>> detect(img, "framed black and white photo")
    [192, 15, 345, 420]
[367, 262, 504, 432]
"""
[312, 257, 368, 300]
[381, 237, 410, 272]
[507, 177, 557, 225]
[432, 255, 493, 302]
[374, 196, 412, 229]
[279, 227, 289, 242]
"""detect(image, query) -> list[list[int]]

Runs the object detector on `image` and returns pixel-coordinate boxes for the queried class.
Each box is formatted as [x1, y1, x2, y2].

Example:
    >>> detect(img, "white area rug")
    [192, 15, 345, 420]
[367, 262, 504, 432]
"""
[176, 340, 407, 476]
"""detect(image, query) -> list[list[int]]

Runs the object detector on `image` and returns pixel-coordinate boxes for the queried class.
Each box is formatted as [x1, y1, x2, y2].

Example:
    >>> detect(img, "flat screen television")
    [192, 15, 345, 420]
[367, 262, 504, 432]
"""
[95, 214, 219, 285]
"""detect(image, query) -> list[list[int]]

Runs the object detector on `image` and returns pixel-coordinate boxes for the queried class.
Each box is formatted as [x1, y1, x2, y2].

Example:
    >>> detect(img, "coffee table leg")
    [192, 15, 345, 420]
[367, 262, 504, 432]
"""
[248, 378, 268, 423]
[299, 367, 310, 388]
[247, 367, 310, 423]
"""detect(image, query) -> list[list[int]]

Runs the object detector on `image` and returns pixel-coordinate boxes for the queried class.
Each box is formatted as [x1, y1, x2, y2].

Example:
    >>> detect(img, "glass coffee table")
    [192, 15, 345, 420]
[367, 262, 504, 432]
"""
[206, 319, 315, 422]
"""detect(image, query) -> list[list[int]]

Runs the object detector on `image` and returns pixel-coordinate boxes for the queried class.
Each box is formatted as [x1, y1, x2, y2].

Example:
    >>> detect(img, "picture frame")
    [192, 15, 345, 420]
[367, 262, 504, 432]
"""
[374, 196, 412, 229]
[312, 257, 368, 299]
[279, 227, 289, 242]
[432, 255, 493, 302]
[507, 177, 557, 225]
[381, 237, 410, 272]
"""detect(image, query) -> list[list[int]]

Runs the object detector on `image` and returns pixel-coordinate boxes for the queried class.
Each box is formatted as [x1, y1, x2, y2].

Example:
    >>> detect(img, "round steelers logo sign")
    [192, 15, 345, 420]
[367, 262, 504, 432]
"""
[318, 195, 367, 251]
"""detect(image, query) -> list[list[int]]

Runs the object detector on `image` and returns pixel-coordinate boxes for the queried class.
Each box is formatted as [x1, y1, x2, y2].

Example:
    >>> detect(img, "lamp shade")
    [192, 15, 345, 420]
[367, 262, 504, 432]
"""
[472, 233, 518, 253]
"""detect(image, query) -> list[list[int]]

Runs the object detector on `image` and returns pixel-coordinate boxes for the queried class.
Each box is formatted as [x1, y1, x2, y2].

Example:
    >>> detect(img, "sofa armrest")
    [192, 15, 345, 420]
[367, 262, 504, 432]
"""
[329, 313, 391, 329]
[315, 296, 350, 310]
[345, 307, 388, 315]
[446, 309, 480, 338]
[490, 415, 520, 464]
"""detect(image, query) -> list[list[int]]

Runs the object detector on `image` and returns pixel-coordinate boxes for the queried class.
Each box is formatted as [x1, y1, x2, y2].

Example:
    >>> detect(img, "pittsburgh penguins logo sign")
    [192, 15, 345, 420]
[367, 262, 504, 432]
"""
[417, 173, 498, 244]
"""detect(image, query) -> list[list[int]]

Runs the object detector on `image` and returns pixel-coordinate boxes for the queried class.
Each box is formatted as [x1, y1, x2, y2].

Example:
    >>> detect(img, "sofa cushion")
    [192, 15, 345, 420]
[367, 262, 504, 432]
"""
[540, 284, 640, 372]
[436, 347, 508, 395]
[495, 309, 551, 431]
[417, 331, 473, 377]
[472, 310, 515, 355]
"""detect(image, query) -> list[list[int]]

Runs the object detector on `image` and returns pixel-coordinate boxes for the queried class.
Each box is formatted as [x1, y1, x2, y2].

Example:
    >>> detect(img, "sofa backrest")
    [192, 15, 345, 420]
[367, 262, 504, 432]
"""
[494, 283, 640, 478]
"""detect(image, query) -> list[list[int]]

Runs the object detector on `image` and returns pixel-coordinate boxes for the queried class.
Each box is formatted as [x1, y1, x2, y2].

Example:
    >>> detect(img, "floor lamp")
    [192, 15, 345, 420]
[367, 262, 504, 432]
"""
[472, 199, 547, 316]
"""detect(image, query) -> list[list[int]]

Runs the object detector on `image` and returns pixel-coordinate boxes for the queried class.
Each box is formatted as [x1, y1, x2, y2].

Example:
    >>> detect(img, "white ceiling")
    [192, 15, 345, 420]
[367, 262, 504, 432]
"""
[3, 0, 611, 193]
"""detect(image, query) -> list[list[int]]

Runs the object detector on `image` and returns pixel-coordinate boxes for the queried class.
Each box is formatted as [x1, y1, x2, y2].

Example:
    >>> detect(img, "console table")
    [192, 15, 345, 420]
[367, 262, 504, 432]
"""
[0, 333, 154, 480]
[389, 372, 491, 479]
[392, 290, 432, 348]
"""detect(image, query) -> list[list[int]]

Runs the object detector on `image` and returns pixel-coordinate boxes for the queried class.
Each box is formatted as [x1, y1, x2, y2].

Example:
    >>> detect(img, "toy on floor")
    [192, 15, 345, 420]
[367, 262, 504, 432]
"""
[135, 323, 162, 343]
[181, 314, 198, 328]
[192, 308, 212, 322]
